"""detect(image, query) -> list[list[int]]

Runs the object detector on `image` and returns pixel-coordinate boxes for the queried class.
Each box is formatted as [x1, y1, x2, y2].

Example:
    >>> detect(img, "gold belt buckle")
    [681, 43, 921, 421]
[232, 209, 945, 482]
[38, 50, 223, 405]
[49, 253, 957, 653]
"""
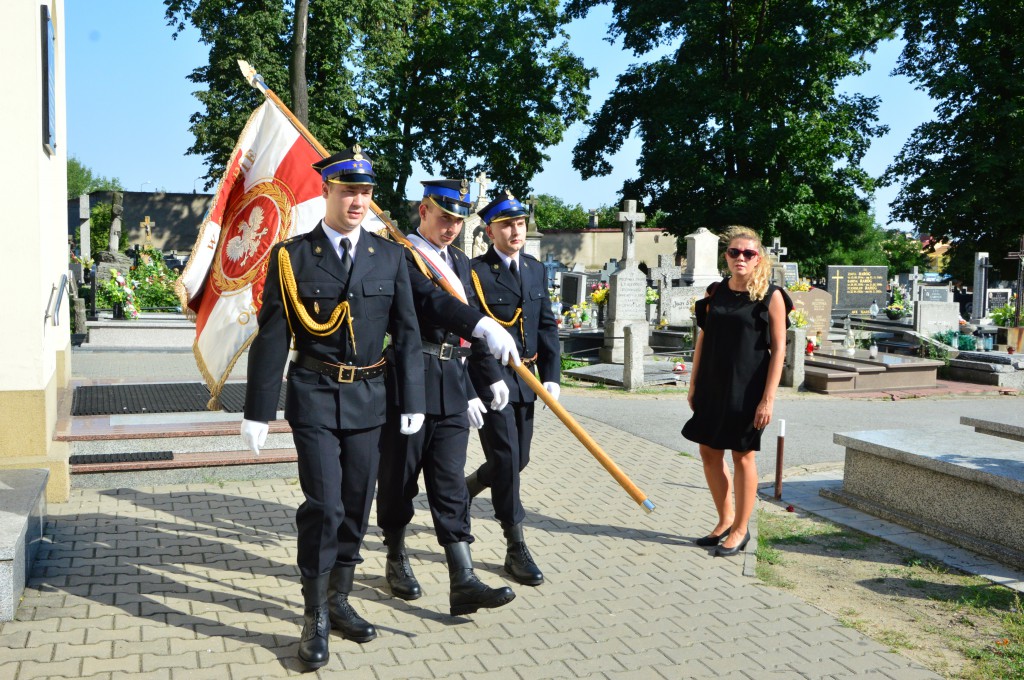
[337, 364, 356, 383]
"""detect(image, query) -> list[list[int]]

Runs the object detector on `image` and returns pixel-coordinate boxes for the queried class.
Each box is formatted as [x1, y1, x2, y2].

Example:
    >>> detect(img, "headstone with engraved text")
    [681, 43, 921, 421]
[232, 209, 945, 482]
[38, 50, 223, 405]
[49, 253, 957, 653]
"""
[827, 265, 887, 317]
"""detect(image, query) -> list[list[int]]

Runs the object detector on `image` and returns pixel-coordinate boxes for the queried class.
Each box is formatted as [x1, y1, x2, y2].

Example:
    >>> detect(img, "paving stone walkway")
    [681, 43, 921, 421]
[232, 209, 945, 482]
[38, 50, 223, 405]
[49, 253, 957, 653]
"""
[1, 409, 941, 679]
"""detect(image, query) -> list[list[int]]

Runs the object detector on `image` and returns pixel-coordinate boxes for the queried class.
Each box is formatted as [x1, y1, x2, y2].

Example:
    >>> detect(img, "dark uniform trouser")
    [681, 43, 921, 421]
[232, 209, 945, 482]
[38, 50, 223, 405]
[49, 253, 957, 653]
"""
[292, 423, 381, 579]
[476, 400, 534, 527]
[377, 404, 473, 546]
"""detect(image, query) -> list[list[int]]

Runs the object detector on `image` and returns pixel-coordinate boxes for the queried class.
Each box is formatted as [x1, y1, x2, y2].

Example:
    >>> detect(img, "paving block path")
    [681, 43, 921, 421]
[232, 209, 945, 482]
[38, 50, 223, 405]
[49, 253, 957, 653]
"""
[0, 411, 940, 679]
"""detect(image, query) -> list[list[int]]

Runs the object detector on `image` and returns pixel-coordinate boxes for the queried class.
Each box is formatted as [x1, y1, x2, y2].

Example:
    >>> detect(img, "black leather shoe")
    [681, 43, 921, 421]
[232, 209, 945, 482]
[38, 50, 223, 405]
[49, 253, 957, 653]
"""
[694, 527, 731, 547]
[445, 542, 515, 616]
[298, 573, 331, 670]
[714, 532, 750, 557]
[384, 528, 422, 600]
[503, 523, 544, 586]
[327, 566, 377, 643]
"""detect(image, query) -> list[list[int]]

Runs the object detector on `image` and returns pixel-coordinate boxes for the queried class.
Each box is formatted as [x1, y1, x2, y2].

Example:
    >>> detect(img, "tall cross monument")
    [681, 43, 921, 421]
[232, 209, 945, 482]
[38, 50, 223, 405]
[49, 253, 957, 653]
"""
[617, 199, 646, 265]
[601, 199, 650, 363]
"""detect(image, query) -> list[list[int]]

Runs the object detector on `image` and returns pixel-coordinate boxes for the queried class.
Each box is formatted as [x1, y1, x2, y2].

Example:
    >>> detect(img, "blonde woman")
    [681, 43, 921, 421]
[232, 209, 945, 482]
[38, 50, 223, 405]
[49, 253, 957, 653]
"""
[682, 227, 792, 557]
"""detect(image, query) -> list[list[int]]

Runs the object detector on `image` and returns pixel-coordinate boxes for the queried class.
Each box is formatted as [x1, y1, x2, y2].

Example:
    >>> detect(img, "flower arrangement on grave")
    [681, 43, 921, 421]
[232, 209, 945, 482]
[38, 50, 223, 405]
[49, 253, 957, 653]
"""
[788, 308, 809, 328]
[69, 249, 94, 270]
[989, 300, 1019, 327]
[98, 268, 140, 319]
[589, 282, 609, 306]
[657, 317, 669, 330]
[645, 286, 659, 305]
[548, 287, 559, 303]
[563, 305, 585, 328]
[885, 286, 911, 319]
[129, 247, 181, 309]
[786, 278, 812, 292]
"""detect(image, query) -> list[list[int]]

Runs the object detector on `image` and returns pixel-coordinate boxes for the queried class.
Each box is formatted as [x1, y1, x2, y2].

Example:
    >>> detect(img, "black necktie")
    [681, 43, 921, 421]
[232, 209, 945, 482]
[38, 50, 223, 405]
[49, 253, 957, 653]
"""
[509, 259, 522, 296]
[339, 237, 352, 282]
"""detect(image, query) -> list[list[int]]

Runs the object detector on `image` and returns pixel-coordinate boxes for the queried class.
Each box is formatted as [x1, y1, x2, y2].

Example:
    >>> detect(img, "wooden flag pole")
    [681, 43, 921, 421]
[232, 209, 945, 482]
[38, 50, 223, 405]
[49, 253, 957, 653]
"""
[238, 61, 655, 513]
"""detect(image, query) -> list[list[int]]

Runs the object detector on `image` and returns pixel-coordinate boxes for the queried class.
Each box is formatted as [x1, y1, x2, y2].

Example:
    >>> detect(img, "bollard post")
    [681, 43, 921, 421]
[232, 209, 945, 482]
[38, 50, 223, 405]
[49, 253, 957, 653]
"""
[774, 419, 786, 500]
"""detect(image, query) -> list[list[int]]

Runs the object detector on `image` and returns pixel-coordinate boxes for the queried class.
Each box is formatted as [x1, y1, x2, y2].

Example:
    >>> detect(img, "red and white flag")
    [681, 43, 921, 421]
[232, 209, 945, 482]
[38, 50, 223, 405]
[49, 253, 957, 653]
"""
[177, 100, 325, 407]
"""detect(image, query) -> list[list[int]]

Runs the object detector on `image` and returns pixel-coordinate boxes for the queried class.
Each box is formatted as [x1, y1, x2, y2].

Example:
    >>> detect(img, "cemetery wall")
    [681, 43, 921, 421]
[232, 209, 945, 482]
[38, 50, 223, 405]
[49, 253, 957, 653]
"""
[0, 0, 71, 501]
[540, 229, 678, 270]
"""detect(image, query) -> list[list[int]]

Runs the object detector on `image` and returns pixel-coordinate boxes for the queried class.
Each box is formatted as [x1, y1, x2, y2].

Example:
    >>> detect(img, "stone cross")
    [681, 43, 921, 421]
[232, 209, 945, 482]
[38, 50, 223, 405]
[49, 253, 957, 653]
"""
[474, 171, 490, 207]
[524, 194, 539, 233]
[108, 191, 124, 252]
[617, 199, 646, 264]
[907, 266, 923, 300]
[140, 216, 156, 247]
[768, 236, 787, 262]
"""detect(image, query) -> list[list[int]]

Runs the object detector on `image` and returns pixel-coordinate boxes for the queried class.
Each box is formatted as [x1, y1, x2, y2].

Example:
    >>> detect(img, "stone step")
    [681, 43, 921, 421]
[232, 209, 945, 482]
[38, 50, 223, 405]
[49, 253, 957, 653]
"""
[0, 469, 48, 621]
[83, 316, 196, 349]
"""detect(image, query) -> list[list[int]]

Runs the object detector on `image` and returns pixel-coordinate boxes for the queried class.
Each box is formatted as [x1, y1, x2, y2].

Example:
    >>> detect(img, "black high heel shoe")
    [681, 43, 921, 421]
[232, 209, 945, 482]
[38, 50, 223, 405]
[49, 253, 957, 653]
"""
[713, 532, 750, 557]
[694, 527, 731, 547]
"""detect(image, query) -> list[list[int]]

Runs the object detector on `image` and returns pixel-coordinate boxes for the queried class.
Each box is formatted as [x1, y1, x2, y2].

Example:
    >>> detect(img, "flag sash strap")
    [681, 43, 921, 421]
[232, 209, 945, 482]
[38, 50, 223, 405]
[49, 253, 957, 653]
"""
[405, 233, 468, 304]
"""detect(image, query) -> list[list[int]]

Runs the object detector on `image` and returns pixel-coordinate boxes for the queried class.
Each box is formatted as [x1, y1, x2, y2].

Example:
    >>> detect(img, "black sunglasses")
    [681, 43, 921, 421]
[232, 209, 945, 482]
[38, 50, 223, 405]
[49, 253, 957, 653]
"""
[726, 247, 759, 259]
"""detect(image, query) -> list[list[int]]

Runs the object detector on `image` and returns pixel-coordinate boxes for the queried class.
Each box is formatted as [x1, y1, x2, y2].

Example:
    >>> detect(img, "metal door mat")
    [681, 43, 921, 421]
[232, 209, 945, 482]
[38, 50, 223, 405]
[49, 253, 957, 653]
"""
[69, 451, 174, 465]
[71, 382, 286, 416]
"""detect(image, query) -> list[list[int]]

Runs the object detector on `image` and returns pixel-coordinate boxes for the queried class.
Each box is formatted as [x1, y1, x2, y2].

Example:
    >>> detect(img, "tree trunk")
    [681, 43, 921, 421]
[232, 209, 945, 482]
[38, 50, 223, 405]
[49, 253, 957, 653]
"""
[291, 0, 309, 126]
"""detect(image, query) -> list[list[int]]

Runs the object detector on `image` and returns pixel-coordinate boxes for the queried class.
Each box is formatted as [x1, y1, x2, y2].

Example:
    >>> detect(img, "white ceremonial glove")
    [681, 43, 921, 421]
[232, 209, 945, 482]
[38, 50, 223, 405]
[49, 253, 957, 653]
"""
[466, 398, 487, 429]
[472, 316, 521, 366]
[541, 381, 560, 410]
[240, 419, 269, 456]
[400, 413, 425, 435]
[488, 380, 510, 411]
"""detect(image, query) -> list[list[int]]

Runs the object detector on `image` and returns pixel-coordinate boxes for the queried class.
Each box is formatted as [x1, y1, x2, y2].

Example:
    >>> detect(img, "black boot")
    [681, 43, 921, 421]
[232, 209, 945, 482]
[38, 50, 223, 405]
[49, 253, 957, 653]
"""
[444, 542, 515, 616]
[384, 528, 422, 600]
[503, 523, 544, 586]
[297, 573, 331, 670]
[327, 566, 377, 643]
[466, 470, 487, 499]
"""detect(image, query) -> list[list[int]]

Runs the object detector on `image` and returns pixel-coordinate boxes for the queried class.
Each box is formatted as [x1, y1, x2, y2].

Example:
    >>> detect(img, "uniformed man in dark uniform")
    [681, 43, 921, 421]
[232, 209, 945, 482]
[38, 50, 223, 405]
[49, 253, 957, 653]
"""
[241, 146, 425, 671]
[466, 190, 561, 586]
[377, 179, 520, 616]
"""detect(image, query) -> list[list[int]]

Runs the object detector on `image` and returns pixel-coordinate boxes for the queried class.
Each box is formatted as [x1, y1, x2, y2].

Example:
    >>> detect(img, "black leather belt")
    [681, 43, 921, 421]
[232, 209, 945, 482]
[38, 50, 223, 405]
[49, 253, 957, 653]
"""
[421, 341, 471, 360]
[294, 354, 386, 383]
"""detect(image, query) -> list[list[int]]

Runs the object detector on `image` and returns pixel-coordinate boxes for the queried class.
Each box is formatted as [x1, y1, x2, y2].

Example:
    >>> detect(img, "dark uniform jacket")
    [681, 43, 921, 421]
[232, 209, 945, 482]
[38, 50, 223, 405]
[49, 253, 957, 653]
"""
[245, 222, 425, 428]
[468, 246, 560, 403]
[388, 244, 502, 416]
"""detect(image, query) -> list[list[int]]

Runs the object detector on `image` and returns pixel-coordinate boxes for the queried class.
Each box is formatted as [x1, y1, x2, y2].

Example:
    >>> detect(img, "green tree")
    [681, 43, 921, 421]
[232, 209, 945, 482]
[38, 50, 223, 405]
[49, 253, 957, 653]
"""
[67, 156, 123, 199]
[885, 0, 1024, 282]
[164, 1, 593, 216]
[534, 194, 588, 231]
[566, 0, 897, 272]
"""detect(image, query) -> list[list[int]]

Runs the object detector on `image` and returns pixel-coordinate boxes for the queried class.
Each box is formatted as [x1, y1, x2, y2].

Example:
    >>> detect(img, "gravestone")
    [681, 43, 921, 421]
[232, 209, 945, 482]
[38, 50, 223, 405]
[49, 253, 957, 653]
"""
[456, 172, 490, 255]
[601, 200, 650, 363]
[560, 272, 587, 310]
[773, 262, 800, 288]
[971, 252, 992, 322]
[914, 301, 960, 337]
[789, 287, 833, 341]
[599, 259, 619, 282]
[683, 227, 721, 289]
[987, 289, 1011, 312]
[649, 254, 682, 290]
[919, 285, 953, 303]
[523, 193, 542, 259]
[78, 194, 90, 263]
[108, 191, 123, 252]
[827, 265, 887, 317]
[661, 286, 702, 326]
[622, 323, 646, 391]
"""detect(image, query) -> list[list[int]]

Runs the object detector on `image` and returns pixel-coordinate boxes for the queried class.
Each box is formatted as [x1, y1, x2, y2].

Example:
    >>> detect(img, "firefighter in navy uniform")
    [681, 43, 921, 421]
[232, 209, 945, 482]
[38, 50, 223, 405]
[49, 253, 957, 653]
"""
[377, 179, 520, 616]
[240, 146, 426, 671]
[466, 190, 560, 586]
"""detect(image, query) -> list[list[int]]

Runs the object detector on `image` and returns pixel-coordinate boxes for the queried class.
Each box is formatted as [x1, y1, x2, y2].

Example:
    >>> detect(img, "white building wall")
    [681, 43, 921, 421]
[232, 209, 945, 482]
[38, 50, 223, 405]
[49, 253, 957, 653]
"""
[0, 0, 68, 392]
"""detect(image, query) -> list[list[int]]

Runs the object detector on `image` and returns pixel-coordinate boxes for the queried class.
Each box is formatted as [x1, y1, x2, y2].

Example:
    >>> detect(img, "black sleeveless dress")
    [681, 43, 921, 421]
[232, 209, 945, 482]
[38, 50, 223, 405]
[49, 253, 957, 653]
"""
[681, 279, 792, 452]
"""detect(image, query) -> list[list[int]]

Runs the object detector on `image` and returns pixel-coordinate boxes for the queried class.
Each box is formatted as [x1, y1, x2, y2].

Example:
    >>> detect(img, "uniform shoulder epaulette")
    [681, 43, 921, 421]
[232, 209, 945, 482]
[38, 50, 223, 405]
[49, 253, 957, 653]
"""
[521, 252, 540, 263]
[279, 232, 305, 245]
[450, 244, 467, 257]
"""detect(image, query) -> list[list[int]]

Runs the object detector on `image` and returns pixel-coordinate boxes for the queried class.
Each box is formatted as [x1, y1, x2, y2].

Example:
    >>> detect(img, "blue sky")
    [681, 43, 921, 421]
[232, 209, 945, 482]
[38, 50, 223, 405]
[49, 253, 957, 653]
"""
[65, 2, 932, 230]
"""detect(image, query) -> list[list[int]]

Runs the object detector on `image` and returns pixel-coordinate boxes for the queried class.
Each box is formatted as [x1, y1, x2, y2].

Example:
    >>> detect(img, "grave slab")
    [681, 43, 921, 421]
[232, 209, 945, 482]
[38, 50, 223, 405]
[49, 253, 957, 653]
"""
[961, 416, 1024, 443]
[565, 360, 682, 387]
[825, 427, 1024, 567]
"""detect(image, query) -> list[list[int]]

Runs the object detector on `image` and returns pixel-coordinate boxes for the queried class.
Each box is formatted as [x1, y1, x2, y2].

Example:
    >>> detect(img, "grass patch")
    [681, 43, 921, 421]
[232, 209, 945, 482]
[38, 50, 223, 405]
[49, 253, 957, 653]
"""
[560, 354, 588, 371]
[878, 629, 917, 650]
[678, 450, 694, 459]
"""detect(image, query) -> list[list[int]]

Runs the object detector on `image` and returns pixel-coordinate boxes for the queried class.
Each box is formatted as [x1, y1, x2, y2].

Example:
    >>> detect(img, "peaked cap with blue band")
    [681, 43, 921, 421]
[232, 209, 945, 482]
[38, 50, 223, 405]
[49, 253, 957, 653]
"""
[478, 189, 528, 224]
[312, 144, 376, 185]
[421, 179, 473, 218]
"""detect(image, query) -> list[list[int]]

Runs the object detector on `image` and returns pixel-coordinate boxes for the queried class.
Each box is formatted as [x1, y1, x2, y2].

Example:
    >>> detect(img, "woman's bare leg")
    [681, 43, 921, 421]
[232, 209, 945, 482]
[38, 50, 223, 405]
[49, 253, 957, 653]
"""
[699, 444, 734, 535]
[721, 450, 757, 549]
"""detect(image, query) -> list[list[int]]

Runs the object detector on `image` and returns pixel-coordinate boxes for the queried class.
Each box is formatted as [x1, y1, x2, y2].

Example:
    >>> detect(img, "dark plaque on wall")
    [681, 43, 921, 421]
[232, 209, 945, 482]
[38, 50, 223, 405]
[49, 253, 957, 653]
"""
[827, 265, 888, 317]
[41, 5, 56, 155]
